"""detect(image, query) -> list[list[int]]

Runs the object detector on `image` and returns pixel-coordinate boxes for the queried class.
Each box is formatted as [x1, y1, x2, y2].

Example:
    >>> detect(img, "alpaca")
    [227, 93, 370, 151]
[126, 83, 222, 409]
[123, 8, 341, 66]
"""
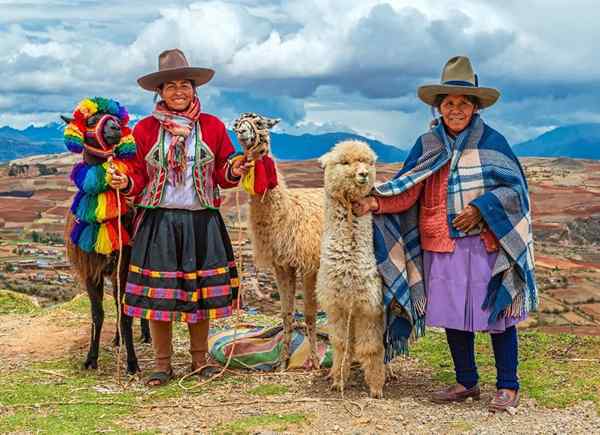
[232, 113, 323, 369]
[62, 97, 150, 374]
[317, 140, 385, 398]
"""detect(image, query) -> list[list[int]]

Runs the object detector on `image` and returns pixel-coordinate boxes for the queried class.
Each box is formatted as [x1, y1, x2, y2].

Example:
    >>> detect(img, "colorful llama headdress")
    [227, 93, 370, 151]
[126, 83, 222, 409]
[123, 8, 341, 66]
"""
[63, 97, 135, 159]
[64, 97, 137, 255]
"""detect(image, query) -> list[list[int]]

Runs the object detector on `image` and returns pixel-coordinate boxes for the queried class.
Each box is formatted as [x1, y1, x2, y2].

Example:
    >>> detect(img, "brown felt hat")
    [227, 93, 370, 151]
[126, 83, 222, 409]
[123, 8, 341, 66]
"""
[417, 56, 500, 108]
[137, 48, 215, 91]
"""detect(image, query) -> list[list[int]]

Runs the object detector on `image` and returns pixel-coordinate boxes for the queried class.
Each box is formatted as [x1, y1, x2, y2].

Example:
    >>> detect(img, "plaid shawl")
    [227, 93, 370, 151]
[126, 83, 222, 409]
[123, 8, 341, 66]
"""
[373, 115, 537, 362]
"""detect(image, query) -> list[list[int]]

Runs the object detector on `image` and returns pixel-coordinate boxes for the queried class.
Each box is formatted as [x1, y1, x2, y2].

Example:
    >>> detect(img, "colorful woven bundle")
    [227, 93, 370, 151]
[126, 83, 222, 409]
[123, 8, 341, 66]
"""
[238, 155, 278, 196]
[64, 97, 136, 255]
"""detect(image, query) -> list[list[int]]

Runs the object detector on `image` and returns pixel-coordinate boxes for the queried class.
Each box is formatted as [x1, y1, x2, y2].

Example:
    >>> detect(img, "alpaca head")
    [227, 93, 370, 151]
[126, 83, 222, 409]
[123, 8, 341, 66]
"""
[233, 112, 280, 161]
[319, 140, 377, 203]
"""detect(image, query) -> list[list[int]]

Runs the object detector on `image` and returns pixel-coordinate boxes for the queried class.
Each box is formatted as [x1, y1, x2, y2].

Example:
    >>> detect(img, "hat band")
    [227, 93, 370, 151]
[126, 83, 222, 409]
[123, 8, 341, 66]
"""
[443, 74, 479, 87]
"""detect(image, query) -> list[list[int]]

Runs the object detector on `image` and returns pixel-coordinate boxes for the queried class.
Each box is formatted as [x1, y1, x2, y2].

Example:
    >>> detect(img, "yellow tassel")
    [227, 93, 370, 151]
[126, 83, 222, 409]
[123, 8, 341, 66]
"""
[95, 224, 113, 255]
[96, 192, 107, 221]
[241, 166, 255, 195]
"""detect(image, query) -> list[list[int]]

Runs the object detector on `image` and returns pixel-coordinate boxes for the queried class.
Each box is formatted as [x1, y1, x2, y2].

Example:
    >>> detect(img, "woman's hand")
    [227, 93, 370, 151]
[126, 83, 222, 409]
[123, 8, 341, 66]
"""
[230, 158, 253, 178]
[108, 170, 129, 191]
[452, 204, 482, 233]
[352, 196, 378, 217]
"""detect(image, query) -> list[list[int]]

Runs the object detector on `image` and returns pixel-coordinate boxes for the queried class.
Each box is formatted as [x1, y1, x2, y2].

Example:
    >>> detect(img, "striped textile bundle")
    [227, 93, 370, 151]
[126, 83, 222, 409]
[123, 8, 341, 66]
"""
[209, 323, 332, 371]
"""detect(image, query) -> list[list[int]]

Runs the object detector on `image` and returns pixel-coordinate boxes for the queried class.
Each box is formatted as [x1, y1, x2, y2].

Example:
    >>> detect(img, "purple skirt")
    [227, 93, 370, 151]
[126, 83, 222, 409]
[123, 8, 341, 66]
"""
[424, 236, 525, 333]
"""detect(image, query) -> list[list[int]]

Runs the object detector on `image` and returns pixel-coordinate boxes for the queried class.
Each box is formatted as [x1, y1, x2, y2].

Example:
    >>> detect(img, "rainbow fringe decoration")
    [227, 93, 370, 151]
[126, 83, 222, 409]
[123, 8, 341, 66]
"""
[65, 97, 137, 255]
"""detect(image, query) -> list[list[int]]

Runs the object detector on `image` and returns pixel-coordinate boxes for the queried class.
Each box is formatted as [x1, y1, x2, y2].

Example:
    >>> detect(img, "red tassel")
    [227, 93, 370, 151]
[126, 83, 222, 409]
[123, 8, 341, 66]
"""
[263, 156, 278, 189]
[253, 159, 268, 194]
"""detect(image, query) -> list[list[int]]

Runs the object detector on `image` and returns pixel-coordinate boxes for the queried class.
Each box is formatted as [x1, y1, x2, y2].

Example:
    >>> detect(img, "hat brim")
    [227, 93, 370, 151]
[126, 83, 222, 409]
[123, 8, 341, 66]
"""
[417, 84, 500, 108]
[137, 67, 215, 91]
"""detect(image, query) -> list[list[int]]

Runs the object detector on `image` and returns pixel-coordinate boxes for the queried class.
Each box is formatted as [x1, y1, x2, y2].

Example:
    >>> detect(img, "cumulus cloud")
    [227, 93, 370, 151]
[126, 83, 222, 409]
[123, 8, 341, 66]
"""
[1, 0, 600, 147]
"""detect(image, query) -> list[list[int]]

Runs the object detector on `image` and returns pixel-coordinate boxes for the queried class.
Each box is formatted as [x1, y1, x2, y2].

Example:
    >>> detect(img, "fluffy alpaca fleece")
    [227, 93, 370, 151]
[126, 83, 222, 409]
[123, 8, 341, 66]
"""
[317, 140, 385, 398]
[234, 113, 323, 369]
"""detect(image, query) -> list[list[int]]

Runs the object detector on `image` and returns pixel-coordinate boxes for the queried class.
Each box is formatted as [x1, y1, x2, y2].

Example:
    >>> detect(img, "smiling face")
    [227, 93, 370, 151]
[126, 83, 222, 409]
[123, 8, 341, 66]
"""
[159, 80, 194, 112]
[438, 94, 478, 136]
[320, 140, 377, 202]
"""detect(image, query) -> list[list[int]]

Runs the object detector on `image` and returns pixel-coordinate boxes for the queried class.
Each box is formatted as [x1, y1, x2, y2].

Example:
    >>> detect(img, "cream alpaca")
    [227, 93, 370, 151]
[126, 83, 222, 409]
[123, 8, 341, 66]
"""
[317, 140, 385, 398]
[233, 113, 323, 369]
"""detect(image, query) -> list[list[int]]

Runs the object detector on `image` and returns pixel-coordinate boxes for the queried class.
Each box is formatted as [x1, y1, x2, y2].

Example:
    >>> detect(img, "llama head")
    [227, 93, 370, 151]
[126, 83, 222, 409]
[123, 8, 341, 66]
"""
[62, 97, 134, 161]
[233, 112, 280, 161]
[319, 140, 377, 202]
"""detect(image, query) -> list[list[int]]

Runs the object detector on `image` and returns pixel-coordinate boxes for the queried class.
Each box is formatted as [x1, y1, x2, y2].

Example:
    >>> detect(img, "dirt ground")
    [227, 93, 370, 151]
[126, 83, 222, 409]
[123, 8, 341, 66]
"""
[1, 298, 599, 434]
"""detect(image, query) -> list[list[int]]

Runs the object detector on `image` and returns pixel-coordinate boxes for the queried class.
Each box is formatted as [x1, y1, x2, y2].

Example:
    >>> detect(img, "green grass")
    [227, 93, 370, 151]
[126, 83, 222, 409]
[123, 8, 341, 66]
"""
[248, 383, 289, 397]
[0, 358, 137, 434]
[214, 412, 307, 435]
[412, 329, 600, 412]
[0, 289, 40, 315]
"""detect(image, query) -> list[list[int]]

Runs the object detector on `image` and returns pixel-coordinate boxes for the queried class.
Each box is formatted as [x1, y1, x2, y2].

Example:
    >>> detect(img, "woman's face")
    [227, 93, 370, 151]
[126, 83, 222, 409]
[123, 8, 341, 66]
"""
[159, 80, 194, 111]
[439, 94, 477, 135]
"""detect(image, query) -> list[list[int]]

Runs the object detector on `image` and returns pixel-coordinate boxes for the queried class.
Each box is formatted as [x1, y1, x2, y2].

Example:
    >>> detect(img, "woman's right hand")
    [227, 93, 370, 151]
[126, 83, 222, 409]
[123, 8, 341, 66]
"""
[352, 196, 378, 217]
[108, 171, 130, 191]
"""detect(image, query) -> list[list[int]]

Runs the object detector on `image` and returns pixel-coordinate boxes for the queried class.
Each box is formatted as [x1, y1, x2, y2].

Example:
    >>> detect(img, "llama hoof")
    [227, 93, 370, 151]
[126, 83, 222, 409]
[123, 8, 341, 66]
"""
[307, 356, 321, 370]
[369, 389, 383, 399]
[83, 358, 98, 370]
[127, 361, 141, 375]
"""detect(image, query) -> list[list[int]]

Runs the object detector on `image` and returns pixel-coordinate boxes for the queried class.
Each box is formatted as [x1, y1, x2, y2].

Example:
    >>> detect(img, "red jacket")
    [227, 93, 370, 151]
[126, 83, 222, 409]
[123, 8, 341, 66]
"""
[375, 161, 499, 253]
[125, 114, 239, 209]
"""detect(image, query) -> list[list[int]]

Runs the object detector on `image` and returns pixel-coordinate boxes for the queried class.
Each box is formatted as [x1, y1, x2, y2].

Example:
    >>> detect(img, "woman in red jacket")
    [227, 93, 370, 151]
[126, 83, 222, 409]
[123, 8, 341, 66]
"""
[108, 49, 247, 386]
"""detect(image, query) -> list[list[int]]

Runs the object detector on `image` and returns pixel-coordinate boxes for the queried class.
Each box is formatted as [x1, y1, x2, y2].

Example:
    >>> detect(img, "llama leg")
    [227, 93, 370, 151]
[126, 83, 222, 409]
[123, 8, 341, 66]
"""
[112, 249, 141, 374]
[302, 272, 320, 370]
[274, 265, 296, 370]
[354, 310, 385, 399]
[84, 279, 104, 370]
[140, 319, 152, 344]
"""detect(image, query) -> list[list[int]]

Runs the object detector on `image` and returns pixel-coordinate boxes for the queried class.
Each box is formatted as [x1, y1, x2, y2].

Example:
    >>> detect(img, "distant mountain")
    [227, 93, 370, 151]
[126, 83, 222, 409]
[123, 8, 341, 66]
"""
[514, 123, 600, 160]
[0, 123, 64, 162]
[238, 131, 407, 163]
[1, 123, 407, 163]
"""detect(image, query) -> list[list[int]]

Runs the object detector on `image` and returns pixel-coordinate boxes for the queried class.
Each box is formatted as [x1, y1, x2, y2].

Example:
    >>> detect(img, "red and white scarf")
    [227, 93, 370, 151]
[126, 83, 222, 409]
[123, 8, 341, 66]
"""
[152, 96, 202, 185]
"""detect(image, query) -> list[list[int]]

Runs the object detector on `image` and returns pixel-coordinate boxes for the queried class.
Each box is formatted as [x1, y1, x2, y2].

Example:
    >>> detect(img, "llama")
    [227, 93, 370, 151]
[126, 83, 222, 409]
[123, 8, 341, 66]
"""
[317, 140, 385, 398]
[62, 97, 149, 374]
[232, 113, 323, 369]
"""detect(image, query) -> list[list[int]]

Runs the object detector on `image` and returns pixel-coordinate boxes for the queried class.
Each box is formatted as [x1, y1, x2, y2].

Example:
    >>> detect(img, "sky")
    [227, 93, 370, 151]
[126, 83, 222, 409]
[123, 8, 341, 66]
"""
[1, 0, 599, 148]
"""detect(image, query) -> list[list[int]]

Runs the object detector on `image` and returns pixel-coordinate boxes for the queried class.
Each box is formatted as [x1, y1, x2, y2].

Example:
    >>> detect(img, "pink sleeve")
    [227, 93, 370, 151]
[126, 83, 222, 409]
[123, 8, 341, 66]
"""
[374, 182, 424, 214]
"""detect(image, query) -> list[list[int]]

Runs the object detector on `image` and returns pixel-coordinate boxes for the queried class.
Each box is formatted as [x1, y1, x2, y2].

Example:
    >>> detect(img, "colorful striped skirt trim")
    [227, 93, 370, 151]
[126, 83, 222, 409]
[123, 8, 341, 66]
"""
[123, 208, 239, 323]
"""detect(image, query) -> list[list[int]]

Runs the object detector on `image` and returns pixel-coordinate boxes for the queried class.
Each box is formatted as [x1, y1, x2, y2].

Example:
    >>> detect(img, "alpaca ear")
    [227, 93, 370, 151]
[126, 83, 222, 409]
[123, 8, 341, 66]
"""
[266, 118, 280, 129]
[318, 152, 332, 168]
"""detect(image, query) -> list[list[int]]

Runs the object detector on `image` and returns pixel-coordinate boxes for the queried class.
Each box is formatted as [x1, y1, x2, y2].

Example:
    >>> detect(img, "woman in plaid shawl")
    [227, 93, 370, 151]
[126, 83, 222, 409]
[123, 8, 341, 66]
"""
[353, 56, 537, 412]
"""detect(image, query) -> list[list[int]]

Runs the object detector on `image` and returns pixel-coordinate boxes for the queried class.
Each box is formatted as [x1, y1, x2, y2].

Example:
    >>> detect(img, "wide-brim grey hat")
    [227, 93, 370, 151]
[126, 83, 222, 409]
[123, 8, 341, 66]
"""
[137, 48, 214, 91]
[417, 56, 500, 108]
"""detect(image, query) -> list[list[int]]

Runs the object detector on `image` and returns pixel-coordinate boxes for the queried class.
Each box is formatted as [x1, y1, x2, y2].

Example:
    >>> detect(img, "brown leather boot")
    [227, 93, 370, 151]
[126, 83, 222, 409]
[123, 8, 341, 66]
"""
[489, 389, 520, 412]
[431, 384, 481, 403]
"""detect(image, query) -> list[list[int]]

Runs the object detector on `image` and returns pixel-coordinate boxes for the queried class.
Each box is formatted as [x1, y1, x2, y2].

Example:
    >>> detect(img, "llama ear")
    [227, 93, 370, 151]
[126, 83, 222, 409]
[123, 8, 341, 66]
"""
[318, 151, 332, 168]
[60, 115, 74, 125]
[266, 118, 280, 129]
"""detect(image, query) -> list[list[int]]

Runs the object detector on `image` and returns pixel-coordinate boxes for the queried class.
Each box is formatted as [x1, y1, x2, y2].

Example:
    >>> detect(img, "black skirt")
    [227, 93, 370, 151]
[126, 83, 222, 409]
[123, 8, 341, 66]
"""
[123, 208, 239, 323]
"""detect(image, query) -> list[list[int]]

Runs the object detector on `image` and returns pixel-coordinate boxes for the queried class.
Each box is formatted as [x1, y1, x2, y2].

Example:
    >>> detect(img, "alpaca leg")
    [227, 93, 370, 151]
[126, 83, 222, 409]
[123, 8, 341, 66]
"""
[84, 278, 104, 370]
[329, 309, 354, 391]
[274, 265, 296, 370]
[302, 272, 320, 370]
[112, 248, 140, 374]
[354, 310, 385, 399]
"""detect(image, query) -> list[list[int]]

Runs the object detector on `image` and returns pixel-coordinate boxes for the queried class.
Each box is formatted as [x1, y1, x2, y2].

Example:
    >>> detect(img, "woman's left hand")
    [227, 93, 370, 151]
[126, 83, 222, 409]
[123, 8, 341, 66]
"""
[452, 204, 482, 233]
[230, 158, 252, 178]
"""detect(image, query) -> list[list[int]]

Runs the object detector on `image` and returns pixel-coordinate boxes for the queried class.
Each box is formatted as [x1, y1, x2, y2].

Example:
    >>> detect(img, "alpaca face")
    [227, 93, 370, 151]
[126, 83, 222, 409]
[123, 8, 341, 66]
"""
[320, 140, 377, 202]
